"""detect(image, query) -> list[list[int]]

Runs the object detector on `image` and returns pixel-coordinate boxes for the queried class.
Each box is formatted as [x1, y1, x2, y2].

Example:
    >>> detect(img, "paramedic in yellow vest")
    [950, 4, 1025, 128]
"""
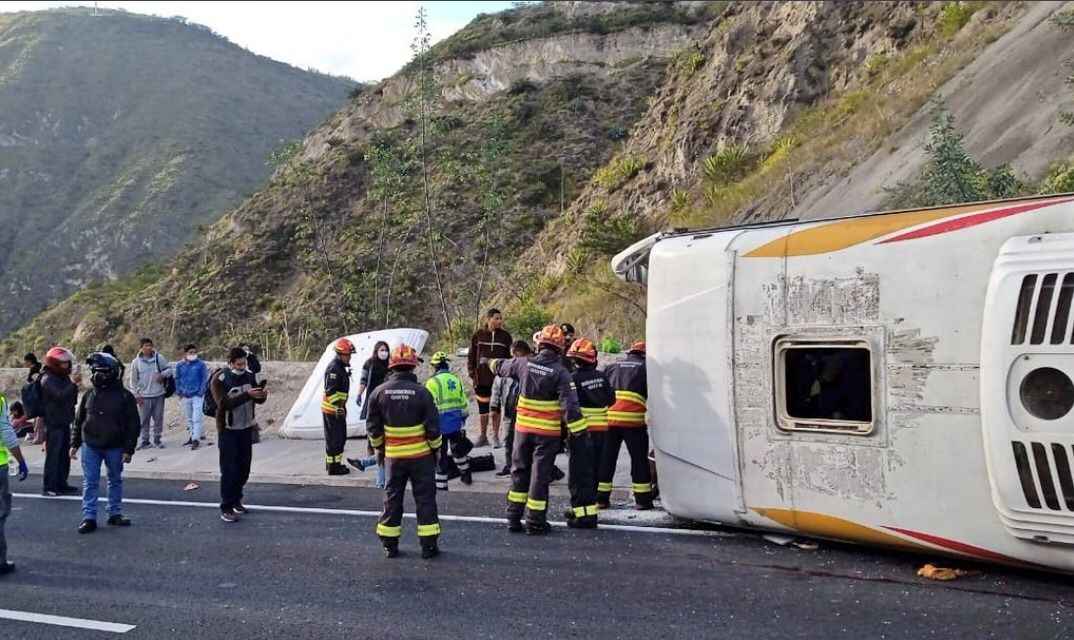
[367, 344, 443, 559]
[322, 338, 355, 476]
[426, 352, 472, 489]
[598, 341, 653, 510]
[0, 393, 30, 576]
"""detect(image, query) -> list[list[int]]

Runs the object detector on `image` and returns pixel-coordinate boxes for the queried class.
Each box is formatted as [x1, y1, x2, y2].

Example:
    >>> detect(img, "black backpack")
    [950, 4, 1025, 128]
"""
[202, 368, 225, 417]
[20, 378, 41, 419]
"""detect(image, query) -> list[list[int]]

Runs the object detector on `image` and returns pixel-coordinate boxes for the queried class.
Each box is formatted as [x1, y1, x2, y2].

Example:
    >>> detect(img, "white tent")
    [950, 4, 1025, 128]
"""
[279, 327, 429, 439]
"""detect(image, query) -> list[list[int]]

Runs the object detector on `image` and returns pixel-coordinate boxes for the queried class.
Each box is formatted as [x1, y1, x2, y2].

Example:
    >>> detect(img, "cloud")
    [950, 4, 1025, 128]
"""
[0, 1, 514, 81]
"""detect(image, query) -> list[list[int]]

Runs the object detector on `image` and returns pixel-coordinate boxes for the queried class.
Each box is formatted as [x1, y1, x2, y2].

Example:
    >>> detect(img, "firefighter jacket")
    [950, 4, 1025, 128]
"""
[605, 353, 647, 427]
[425, 369, 468, 436]
[490, 349, 585, 437]
[322, 357, 350, 416]
[367, 371, 442, 460]
[572, 366, 615, 433]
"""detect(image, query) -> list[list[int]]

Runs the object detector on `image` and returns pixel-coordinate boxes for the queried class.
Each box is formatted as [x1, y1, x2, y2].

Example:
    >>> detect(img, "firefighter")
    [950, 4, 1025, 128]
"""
[367, 344, 442, 559]
[322, 338, 354, 476]
[566, 338, 614, 528]
[426, 351, 472, 490]
[490, 324, 586, 535]
[599, 341, 652, 510]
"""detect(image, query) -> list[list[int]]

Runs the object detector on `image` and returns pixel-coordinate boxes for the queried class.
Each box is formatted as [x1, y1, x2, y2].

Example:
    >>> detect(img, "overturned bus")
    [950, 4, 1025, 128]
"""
[613, 193, 1074, 571]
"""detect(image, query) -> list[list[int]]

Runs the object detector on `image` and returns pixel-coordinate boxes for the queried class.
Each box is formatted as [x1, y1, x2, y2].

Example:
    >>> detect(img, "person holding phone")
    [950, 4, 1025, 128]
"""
[211, 348, 267, 523]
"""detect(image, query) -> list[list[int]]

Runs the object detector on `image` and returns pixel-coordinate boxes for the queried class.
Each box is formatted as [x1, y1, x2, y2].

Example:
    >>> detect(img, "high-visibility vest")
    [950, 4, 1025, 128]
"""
[426, 372, 467, 414]
[370, 424, 442, 460]
[0, 394, 9, 467]
[608, 390, 647, 427]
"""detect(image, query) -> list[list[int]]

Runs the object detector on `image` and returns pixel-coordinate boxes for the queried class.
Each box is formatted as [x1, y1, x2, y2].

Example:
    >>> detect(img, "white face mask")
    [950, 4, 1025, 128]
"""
[186, 354, 198, 362]
[230, 367, 246, 375]
[378, 349, 389, 360]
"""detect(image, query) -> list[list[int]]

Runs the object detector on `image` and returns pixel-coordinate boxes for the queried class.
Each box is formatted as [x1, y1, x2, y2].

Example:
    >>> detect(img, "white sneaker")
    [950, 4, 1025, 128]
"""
[492, 435, 502, 449]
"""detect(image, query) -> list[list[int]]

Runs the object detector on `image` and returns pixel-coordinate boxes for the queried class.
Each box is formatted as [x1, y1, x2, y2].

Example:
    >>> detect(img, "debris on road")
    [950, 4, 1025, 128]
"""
[183, 482, 199, 491]
[917, 563, 971, 581]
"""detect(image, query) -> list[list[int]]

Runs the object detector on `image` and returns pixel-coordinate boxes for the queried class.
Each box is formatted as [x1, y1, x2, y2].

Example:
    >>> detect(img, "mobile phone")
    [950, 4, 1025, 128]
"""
[256, 379, 268, 389]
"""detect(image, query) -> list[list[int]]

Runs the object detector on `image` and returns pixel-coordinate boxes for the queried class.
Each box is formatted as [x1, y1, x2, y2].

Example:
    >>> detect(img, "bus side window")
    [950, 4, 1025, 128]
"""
[775, 339, 874, 435]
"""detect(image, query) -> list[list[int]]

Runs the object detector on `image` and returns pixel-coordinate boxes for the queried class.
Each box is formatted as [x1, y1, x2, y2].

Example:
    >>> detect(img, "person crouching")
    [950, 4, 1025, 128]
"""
[71, 352, 140, 534]
[426, 352, 472, 490]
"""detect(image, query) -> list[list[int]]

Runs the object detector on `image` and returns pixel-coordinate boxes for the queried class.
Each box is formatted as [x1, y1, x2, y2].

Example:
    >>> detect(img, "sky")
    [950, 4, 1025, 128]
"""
[0, 1, 517, 81]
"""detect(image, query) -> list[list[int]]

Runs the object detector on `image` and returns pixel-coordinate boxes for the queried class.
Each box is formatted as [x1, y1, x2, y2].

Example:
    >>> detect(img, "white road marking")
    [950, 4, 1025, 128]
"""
[0, 608, 135, 633]
[14, 493, 730, 538]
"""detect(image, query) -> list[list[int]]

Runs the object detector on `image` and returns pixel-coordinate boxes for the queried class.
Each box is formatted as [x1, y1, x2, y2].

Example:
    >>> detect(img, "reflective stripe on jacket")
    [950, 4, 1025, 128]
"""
[425, 371, 468, 435]
[491, 349, 585, 437]
[605, 354, 647, 428]
[322, 357, 350, 415]
[366, 371, 441, 459]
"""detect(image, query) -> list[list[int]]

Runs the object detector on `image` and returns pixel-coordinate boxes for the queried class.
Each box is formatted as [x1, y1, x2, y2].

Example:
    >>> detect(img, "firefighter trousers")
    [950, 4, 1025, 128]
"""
[507, 431, 559, 525]
[322, 413, 347, 467]
[598, 427, 652, 504]
[436, 433, 471, 489]
[377, 454, 440, 547]
[566, 431, 598, 519]
[587, 431, 606, 498]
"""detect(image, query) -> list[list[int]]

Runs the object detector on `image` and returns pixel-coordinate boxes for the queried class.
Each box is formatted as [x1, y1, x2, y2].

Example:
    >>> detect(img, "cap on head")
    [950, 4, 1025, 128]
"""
[389, 343, 421, 370]
[567, 338, 598, 364]
[537, 324, 567, 350]
[628, 340, 646, 355]
[430, 351, 450, 367]
[333, 338, 356, 355]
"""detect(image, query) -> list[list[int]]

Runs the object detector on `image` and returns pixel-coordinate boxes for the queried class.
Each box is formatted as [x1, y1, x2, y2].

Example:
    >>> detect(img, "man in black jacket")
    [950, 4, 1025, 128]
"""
[38, 346, 81, 496]
[71, 353, 140, 534]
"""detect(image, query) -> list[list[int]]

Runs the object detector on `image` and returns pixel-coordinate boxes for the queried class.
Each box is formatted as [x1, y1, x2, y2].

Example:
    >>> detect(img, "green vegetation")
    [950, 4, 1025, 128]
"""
[1048, 10, 1074, 126]
[939, 2, 976, 38]
[578, 203, 644, 257]
[702, 144, 750, 185]
[594, 154, 645, 190]
[887, 98, 1030, 207]
[0, 9, 350, 334]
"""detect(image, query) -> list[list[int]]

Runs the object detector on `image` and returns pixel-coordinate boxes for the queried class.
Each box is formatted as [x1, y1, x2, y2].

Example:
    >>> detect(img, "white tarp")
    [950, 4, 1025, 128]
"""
[279, 328, 429, 440]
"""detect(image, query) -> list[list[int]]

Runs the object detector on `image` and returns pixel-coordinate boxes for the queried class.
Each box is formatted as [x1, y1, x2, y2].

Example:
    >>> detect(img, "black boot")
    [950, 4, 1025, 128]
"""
[421, 539, 440, 560]
[107, 514, 132, 527]
[525, 520, 552, 536]
[635, 494, 654, 511]
[567, 515, 598, 529]
[597, 491, 611, 510]
[327, 463, 351, 476]
[382, 540, 399, 558]
[551, 466, 565, 482]
[78, 519, 97, 534]
[507, 514, 524, 533]
[495, 465, 511, 477]
[460, 470, 472, 485]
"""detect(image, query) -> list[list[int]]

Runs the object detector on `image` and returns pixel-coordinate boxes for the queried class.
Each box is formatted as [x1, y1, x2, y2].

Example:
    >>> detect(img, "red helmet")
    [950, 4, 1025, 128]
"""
[389, 343, 420, 370]
[567, 338, 598, 364]
[44, 346, 75, 372]
[332, 338, 356, 355]
[628, 341, 646, 355]
[537, 324, 567, 350]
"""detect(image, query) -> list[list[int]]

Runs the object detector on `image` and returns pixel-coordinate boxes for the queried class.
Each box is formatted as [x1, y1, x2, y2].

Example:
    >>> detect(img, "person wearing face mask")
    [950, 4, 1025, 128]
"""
[322, 338, 356, 476]
[211, 347, 267, 522]
[175, 344, 209, 451]
[346, 341, 391, 483]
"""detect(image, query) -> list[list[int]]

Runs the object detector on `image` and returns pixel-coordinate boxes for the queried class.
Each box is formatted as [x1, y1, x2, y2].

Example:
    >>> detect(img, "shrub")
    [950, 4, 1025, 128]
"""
[578, 205, 643, 256]
[702, 144, 749, 185]
[939, 2, 974, 38]
[601, 336, 622, 354]
[594, 154, 644, 191]
[506, 303, 553, 341]
[1041, 160, 1074, 194]
[670, 188, 689, 211]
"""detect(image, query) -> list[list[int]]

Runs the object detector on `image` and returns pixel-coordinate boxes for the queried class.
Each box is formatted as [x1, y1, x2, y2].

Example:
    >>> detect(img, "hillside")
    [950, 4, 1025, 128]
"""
[0, 1, 712, 359]
[0, 7, 352, 333]
[8, 1, 1074, 361]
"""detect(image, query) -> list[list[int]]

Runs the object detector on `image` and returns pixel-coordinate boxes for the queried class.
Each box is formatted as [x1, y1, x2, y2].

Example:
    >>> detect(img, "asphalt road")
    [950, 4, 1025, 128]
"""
[1, 477, 1072, 639]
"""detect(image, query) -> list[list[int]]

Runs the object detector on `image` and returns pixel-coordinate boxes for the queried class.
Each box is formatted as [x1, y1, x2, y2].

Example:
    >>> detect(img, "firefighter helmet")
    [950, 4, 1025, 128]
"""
[628, 340, 646, 355]
[430, 351, 450, 366]
[332, 338, 356, 355]
[567, 338, 598, 364]
[389, 343, 421, 370]
[44, 346, 75, 372]
[537, 324, 567, 350]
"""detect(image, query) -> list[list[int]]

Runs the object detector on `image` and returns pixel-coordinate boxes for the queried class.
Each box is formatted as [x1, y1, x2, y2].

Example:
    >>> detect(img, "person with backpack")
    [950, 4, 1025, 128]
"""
[1, 391, 30, 577]
[426, 351, 471, 490]
[70, 352, 140, 534]
[175, 344, 209, 451]
[129, 338, 174, 450]
[211, 347, 267, 523]
[21, 362, 43, 444]
[495, 340, 532, 477]
[38, 346, 81, 496]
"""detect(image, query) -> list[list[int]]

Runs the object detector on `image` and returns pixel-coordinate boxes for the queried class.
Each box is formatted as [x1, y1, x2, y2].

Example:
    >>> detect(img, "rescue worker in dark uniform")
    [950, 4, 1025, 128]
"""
[598, 341, 652, 510]
[367, 344, 442, 559]
[490, 324, 586, 535]
[322, 338, 355, 476]
[567, 338, 614, 528]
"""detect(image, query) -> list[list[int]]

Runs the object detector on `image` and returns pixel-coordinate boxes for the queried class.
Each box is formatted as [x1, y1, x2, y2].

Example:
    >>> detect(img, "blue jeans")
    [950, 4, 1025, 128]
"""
[357, 455, 385, 487]
[81, 446, 124, 521]
[180, 396, 205, 441]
